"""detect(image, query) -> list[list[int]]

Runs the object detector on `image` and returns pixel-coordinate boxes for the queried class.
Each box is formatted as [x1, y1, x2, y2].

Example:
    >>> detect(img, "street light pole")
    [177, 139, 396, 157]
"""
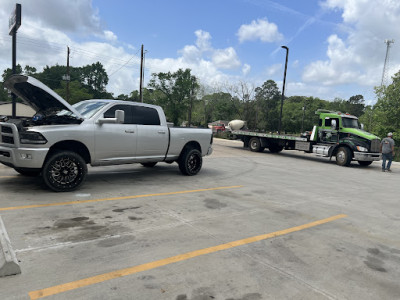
[279, 46, 289, 134]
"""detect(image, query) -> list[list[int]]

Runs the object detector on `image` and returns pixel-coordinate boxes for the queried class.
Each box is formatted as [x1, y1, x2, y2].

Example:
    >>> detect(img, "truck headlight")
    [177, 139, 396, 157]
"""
[19, 132, 47, 144]
[356, 146, 368, 152]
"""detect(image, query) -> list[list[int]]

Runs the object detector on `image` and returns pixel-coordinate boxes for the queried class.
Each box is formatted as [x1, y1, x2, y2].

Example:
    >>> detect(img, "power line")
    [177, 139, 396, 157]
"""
[0, 34, 141, 68]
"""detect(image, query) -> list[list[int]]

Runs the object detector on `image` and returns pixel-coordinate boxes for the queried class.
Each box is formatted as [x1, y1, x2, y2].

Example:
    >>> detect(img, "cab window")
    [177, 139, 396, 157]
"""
[104, 104, 133, 124]
[132, 106, 160, 125]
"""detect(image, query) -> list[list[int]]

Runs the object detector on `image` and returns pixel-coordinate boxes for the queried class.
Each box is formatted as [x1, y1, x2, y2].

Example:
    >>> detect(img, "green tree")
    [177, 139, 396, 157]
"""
[148, 68, 198, 126]
[35, 64, 68, 90]
[54, 81, 93, 104]
[200, 92, 239, 125]
[78, 62, 111, 98]
[359, 105, 375, 132]
[2, 64, 23, 81]
[373, 71, 400, 142]
[0, 82, 10, 102]
[254, 80, 280, 131]
[347, 94, 365, 117]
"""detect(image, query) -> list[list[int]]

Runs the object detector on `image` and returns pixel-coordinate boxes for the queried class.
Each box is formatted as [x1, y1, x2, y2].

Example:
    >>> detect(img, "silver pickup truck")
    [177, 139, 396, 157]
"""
[0, 75, 213, 192]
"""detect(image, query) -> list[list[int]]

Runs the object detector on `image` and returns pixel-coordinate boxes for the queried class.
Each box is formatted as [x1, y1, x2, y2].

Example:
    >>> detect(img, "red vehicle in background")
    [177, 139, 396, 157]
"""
[212, 123, 226, 133]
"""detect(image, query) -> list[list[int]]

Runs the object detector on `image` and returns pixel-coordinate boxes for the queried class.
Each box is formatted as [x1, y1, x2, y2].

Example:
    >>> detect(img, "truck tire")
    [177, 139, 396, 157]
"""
[178, 148, 202, 176]
[269, 144, 283, 153]
[358, 161, 372, 166]
[14, 168, 41, 176]
[141, 162, 157, 168]
[336, 147, 352, 166]
[42, 150, 87, 192]
[249, 137, 264, 152]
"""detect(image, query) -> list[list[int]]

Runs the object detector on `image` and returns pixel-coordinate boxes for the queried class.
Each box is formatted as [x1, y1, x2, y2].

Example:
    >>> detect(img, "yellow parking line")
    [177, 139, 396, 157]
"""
[0, 175, 17, 178]
[28, 214, 347, 299]
[0, 185, 243, 211]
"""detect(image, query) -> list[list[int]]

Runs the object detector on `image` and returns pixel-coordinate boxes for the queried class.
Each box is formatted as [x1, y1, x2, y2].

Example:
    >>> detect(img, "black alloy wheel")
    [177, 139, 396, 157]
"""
[42, 150, 87, 192]
[178, 148, 202, 176]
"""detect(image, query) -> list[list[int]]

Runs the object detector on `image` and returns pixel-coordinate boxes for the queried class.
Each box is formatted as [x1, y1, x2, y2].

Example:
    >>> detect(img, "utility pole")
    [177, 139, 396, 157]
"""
[139, 44, 144, 102]
[279, 46, 289, 134]
[66, 46, 70, 103]
[301, 102, 306, 133]
[188, 79, 194, 127]
[9, 4, 21, 118]
[381, 39, 394, 87]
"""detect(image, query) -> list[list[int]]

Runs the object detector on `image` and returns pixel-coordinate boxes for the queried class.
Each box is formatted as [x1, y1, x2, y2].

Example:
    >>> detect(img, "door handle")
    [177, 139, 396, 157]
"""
[125, 130, 135, 133]
[158, 131, 166, 134]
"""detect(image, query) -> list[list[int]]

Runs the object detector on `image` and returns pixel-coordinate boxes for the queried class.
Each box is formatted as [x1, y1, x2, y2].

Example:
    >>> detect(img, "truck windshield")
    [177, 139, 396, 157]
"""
[72, 101, 109, 118]
[342, 117, 360, 129]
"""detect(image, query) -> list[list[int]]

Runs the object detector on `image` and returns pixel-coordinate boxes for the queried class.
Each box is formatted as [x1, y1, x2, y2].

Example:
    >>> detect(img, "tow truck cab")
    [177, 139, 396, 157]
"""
[312, 110, 381, 166]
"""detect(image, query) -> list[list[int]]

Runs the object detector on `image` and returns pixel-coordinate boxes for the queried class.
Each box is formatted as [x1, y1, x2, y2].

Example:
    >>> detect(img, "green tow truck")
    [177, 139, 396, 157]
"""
[231, 109, 381, 166]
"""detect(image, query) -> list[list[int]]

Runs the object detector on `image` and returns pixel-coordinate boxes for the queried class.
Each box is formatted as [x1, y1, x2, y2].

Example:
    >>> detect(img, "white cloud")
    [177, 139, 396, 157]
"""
[212, 48, 241, 69]
[0, 2, 246, 97]
[237, 18, 283, 43]
[179, 45, 202, 63]
[242, 64, 251, 76]
[103, 30, 118, 42]
[2, 0, 101, 34]
[195, 30, 212, 51]
[303, 0, 400, 88]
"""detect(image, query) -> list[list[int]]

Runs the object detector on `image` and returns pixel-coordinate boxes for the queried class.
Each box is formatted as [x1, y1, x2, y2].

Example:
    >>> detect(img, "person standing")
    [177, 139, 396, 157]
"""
[380, 132, 395, 172]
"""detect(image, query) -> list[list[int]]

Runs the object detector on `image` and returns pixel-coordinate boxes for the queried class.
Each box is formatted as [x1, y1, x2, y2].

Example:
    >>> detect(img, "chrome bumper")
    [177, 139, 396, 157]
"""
[0, 145, 48, 169]
[354, 152, 381, 161]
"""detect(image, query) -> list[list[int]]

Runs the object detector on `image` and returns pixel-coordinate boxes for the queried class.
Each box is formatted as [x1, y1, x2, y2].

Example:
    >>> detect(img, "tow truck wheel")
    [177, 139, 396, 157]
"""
[249, 137, 264, 152]
[358, 161, 373, 166]
[178, 147, 202, 176]
[42, 150, 87, 192]
[336, 147, 352, 166]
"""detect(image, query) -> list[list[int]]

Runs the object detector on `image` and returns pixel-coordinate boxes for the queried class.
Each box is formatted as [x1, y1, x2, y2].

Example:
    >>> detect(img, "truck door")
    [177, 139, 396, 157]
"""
[133, 106, 169, 159]
[320, 117, 339, 143]
[94, 104, 137, 164]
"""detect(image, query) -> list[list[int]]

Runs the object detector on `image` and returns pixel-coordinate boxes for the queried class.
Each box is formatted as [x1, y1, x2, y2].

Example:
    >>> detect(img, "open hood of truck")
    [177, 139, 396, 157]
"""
[4, 75, 83, 119]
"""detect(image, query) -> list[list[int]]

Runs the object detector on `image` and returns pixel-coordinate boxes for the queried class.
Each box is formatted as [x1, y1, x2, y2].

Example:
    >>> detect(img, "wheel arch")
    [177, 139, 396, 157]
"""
[46, 140, 91, 164]
[329, 143, 353, 159]
[178, 141, 201, 159]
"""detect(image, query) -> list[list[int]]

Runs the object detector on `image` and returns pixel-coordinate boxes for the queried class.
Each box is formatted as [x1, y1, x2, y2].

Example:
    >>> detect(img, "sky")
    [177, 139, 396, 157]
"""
[0, 0, 399, 105]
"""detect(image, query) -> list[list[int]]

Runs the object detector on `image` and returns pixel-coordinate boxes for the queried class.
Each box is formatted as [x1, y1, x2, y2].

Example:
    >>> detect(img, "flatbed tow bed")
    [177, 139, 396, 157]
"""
[230, 110, 381, 166]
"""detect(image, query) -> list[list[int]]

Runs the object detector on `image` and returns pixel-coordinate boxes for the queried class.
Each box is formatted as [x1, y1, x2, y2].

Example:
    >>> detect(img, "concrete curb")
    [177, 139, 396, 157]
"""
[0, 216, 21, 277]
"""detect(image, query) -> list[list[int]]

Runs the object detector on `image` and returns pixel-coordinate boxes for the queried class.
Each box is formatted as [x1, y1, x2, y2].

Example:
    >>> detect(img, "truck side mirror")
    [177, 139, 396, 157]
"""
[360, 123, 364, 130]
[331, 119, 337, 130]
[97, 109, 125, 124]
[115, 110, 124, 124]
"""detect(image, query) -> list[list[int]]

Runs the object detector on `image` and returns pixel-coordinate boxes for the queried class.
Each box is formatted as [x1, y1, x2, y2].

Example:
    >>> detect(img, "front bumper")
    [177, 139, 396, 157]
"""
[0, 145, 49, 169]
[354, 152, 381, 161]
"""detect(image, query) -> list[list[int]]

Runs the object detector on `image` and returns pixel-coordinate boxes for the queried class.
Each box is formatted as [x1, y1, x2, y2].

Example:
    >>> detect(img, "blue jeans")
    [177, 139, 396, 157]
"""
[382, 152, 393, 170]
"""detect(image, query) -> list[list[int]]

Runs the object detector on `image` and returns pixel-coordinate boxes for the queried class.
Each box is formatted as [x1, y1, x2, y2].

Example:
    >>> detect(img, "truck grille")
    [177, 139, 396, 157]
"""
[1, 126, 12, 134]
[371, 138, 380, 153]
[0, 124, 16, 145]
[2, 136, 14, 144]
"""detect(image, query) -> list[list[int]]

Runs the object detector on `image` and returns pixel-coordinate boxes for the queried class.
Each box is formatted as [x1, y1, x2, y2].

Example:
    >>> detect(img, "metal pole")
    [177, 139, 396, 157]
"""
[279, 46, 289, 134]
[66, 46, 70, 103]
[11, 28, 17, 118]
[139, 44, 144, 102]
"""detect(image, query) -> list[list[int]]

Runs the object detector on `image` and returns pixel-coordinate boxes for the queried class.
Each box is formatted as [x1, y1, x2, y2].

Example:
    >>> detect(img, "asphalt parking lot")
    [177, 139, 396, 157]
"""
[0, 138, 399, 300]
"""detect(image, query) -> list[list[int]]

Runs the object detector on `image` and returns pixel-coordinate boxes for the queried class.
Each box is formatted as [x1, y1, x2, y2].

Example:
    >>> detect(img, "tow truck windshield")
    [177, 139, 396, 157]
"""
[342, 117, 360, 129]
